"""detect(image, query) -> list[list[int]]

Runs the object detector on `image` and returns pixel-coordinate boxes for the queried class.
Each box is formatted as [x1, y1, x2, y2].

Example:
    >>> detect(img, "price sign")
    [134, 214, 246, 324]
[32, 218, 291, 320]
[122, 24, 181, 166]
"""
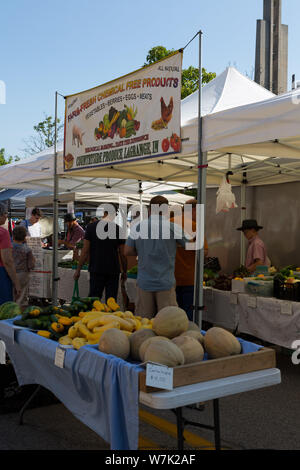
[247, 296, 257, 308]
[281, 302, 293, 316]
[54, 347, 66, 368]
[146, 362, 173, 390]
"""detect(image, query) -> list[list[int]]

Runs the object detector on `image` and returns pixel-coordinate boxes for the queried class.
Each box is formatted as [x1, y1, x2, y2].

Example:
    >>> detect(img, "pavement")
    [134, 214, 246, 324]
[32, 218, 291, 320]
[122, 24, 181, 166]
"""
[0, 347, 299, 451]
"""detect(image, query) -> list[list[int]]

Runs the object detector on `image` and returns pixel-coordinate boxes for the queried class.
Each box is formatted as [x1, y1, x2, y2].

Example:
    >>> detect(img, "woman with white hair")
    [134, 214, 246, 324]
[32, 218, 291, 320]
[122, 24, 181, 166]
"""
[0, 203, 20, 304]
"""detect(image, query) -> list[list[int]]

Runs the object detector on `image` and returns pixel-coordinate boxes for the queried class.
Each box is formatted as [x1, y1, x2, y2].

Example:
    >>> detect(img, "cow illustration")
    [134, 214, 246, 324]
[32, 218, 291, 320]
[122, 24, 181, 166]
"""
[72, 125, 85, 147]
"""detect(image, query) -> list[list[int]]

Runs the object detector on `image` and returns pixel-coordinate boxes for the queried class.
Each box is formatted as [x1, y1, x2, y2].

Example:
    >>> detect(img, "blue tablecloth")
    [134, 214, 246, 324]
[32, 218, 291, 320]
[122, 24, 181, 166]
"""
[0, 320, 263, 450]
[0, 319, 144, 450]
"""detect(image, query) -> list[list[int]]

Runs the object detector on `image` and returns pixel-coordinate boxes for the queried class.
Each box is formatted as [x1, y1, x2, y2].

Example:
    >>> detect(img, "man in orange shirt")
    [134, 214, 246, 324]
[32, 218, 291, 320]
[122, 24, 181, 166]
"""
[172, 199, 208, 321]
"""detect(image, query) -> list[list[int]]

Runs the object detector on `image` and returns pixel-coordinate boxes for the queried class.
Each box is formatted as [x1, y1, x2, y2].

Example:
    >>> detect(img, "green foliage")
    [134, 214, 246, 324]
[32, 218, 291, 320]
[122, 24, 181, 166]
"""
[144, 46, 216, 99]
[22, 113, 64, 157]
[144, 46, 175, 65]
[0, 148, 20, 166]
[181, 66, 216, 99]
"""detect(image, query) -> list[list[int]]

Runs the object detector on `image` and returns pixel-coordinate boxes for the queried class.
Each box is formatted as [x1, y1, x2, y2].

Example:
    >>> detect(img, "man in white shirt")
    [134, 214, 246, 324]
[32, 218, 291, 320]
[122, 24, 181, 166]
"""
[20, 207, 42, 238]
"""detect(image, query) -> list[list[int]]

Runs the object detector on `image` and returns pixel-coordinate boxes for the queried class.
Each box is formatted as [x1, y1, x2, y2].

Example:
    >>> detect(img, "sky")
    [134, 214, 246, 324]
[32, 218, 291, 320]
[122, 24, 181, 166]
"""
[0, 0, 299, 159]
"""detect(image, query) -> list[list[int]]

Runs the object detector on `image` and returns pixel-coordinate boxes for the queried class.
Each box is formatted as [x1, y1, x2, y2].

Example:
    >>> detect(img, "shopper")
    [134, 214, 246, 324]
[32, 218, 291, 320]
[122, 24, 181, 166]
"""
[58, 213, 85, 250]
[171, 198, 208, 321]
[124, 195, 194, 318]
[0, 203, 21, 304]
[73, 207, 127, 302]
[20, 207, 42, 237]
[12, 225, 35, 306]
[237, 219, 270, 273]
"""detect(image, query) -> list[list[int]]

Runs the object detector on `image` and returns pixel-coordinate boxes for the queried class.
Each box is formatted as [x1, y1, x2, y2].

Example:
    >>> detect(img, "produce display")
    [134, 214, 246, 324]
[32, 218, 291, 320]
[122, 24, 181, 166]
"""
[58, 259, 89, 270]
[0, 298, 243, 368]
[0, 301, 22, 320]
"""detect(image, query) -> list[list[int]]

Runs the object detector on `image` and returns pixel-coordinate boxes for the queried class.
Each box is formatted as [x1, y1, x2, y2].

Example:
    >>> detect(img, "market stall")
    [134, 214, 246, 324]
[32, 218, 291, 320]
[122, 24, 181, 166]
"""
[0, 58, 287, 451]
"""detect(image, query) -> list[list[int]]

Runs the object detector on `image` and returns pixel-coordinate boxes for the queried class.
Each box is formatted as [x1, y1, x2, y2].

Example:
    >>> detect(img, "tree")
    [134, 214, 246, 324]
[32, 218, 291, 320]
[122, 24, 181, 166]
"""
[144, 46, 174, 66]
[22, 114, 64, 157]
[0, 148, 20, 166]
[181, 66, 216, 99]
[144, 46, 216, 99]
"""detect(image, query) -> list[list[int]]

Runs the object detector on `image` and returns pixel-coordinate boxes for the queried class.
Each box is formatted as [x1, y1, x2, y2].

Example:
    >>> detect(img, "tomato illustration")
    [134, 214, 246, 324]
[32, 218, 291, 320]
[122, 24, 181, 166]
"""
[170, 133, 181, 152]
[161, 138, 170, 152]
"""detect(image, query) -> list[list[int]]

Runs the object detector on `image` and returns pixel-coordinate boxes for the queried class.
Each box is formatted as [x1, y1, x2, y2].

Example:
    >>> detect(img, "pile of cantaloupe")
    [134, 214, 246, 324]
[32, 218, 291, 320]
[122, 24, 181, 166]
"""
[59, 299, 242, 364]
[63, 303, 242, 366]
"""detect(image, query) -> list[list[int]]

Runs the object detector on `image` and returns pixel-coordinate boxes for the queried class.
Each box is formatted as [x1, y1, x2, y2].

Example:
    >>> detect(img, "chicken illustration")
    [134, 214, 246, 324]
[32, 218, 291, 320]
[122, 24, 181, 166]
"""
[160, 96, 173, 124]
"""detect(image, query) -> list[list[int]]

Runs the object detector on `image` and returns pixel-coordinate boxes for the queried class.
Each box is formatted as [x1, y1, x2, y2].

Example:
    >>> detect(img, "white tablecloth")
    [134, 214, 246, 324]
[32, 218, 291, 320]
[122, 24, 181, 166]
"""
[58, 268, 124, 309]
[203, 287, 300, 349]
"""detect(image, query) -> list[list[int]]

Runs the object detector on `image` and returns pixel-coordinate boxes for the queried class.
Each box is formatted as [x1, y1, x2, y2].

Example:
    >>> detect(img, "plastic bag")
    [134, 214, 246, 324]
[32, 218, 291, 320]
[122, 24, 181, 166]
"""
[216, 176, 238, 214]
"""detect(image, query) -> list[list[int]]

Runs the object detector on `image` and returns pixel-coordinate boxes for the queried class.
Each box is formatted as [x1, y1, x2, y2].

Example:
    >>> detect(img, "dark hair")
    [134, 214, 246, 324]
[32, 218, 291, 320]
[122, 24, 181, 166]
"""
[13, 225, 27, 242]
[31, 207, 41, 217]
[149, 195, 169, 206]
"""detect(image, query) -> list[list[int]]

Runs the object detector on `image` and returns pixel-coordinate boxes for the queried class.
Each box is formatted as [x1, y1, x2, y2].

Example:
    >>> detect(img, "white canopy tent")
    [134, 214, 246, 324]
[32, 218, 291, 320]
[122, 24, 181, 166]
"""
[202, 87, 300, 185]
[25, 190, 191, 208]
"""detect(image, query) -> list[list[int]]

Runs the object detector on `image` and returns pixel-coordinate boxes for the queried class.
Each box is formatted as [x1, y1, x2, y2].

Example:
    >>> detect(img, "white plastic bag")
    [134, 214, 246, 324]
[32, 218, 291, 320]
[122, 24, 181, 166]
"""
[216, 176, 238, 214]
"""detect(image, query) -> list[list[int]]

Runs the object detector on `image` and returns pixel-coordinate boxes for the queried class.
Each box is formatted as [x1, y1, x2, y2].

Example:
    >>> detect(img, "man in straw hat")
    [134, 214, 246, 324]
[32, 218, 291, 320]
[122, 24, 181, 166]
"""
[237, 219, 269, 273]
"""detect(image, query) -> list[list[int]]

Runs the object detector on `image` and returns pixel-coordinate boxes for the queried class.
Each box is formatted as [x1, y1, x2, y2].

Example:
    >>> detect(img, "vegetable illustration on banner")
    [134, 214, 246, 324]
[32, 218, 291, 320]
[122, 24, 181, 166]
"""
[63, 51, 182, 171]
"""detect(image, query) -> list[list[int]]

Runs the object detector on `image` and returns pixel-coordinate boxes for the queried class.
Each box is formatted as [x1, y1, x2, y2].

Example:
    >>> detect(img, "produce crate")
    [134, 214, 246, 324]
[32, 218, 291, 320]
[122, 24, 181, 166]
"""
[139, 347, 276, 392]
[245, 279, 274, 297]
[273, 278, 300, 302]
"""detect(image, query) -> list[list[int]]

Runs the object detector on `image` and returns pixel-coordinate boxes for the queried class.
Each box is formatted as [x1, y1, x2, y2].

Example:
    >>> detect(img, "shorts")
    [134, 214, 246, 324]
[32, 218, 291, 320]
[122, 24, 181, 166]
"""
[135, 284, 178, 319]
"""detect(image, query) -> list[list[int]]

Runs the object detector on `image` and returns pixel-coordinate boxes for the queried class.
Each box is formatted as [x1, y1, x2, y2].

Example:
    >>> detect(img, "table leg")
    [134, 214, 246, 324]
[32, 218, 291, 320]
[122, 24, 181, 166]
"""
[213, 399, 221, 450]
[19, 385, 42, 425]
[175, 407, 184, 450]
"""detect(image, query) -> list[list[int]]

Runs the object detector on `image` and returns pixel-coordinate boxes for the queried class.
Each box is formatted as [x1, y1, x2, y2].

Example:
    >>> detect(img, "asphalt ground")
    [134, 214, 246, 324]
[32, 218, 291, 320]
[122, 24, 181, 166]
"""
[0, 345, 299, 453]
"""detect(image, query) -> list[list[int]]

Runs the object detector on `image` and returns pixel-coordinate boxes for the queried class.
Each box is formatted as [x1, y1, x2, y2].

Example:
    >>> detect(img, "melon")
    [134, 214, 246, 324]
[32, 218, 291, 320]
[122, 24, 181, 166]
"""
[187, 321, 200, 331]
[139, 335, 172, 362]
[172, 335, 204, 364]
[129, 328, 156, 361]
[204, 327, 241, 359]
[180, 329, 204, 346]
[0, 301, 22, 320]
[152, 306, 189, 339]
[143, 338, 185, 367]
[98, 328, 130, 360]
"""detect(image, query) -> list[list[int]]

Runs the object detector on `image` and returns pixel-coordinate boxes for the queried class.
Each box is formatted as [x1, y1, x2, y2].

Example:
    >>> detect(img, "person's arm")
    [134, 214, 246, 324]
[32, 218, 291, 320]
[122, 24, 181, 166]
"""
[1, 248, 21, 294]
[118, 244, 128, 281]
[124, 243, 137, 257]
[27, 250, 35, 271]
[73, 239, 90, 280]
[247, 259, 264, 273]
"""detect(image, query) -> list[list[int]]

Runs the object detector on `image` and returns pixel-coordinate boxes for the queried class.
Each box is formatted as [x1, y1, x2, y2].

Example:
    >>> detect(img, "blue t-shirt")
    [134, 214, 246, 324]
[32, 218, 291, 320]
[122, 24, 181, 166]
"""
[126, 215, 189, 292]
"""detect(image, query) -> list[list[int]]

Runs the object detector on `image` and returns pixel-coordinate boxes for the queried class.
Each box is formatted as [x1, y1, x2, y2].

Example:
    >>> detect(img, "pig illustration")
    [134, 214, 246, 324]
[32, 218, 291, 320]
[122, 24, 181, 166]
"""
[72, 125, 85, 147]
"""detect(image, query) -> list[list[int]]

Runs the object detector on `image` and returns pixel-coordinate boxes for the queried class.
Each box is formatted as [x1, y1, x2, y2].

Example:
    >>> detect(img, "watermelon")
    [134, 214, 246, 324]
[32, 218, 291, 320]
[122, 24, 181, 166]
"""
[0, 301, 22, 320]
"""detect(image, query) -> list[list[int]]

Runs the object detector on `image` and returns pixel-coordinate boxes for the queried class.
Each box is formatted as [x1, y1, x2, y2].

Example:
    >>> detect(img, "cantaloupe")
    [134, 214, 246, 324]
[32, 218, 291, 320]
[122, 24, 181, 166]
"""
[129, 328, 156, 361]
[203, 327, 241, 359]
[172, 335, 204, 364]
[180, 329, 204, 346]
[139, 336, 172, 362]
[152, 306, 189, 339]
[187, 321, 200, 331]
[143, 338, 185, 367]
[98, 328, 130, 360]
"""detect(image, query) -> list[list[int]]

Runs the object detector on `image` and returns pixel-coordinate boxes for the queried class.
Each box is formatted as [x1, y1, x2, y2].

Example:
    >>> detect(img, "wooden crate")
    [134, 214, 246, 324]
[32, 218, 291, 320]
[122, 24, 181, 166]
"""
[139, 347, 276, 393]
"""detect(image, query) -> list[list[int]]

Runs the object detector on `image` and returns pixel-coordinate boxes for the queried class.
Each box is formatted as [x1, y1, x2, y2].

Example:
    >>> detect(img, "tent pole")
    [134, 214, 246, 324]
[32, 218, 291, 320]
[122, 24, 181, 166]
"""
[240, 172, 247, 266]
[193, 30, 206, 329]
[52, 91, 59, 306]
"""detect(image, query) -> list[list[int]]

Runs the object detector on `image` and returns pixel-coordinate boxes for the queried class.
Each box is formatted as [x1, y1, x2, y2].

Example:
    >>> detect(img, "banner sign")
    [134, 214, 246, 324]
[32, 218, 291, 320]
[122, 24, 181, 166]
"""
[63, 51, 182, 172]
